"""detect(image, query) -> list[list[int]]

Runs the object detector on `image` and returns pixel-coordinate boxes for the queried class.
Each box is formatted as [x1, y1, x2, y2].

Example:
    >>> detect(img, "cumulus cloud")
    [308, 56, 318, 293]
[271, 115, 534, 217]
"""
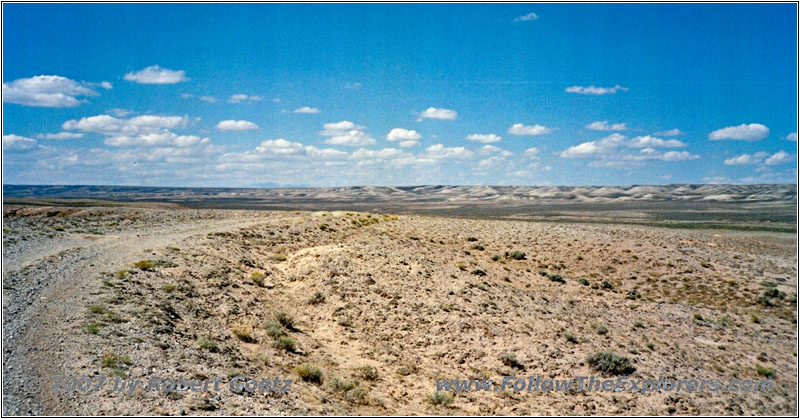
[318, 121, 374, 146]
[3, 75, 99, 107]
[423, 144, 473, 159]
[764, 151, 794, 166]
[565, 85, 628, 95]
[723, 152, 769, 166]
[386, 128, 422, 145]
[560, 133, 696, 164]
[787, 132, 797, 142]
[586, 121, 628, 131]
[513, 12, 539, 22]
[723, 151, 794, 167]
[466, 133, 501, 143]
[507, 123, 554, 136]
[3, 134, 37, 150]
[626, 135, 686, 148]
[216, 120, 259, 131]
[708, 123, 769, 141]
[345, 82, 362, 89]
[63, 114, 187, 135]
[220, 139, 347, 166]
[104, 132, 209, 147]
[656, 128, 684, 137]
[37, 132, 84, 140]
[228, 94, 262, 103]
[61, 114, 209, 148]
[124, 65, 187, 84]
[417, 107, 457, 121]
[293, 106, 320, 114]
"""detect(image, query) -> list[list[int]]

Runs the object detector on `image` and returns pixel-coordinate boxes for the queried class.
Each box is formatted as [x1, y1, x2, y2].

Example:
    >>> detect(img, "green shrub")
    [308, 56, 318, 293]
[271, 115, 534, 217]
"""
[275, 312, 294, 329]
[499, 353, 524, 369]
[307, 291, 325, 305]
[756, 364, 776, 379]
[198, 337, 219, 353]
[272, 336, 296, 352]
[296, 364, 323, 384]
[471, 244, 485, 251]
[134, 260, 154, 271]
[356, 365, 379, 381]
[162, 284, 176, 293]
[89, 304, 107, 314]
[579, 278, 590, 286]
[251, 272, 266, 287]
[471, 269, 487, 276]
[426, 391, 454, 406]
[466, 237, 478, 242]
[506, 251, 526, 260]
[85, 322, 101, 334]
[586, 352, 635, 375]
[265, 321, 286, 338]
[626, 290, 642, 300]
[593, 323, 609, 335]
[564, 332, 578, 344]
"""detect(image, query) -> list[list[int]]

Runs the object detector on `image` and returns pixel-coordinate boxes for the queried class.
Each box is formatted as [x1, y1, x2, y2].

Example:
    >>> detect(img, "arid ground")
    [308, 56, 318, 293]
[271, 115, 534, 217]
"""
[2, 187, 797, 415]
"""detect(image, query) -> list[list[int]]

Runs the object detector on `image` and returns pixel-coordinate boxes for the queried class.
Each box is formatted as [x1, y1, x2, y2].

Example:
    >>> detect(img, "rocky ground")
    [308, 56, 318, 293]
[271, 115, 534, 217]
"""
[2, 204, 797, 415]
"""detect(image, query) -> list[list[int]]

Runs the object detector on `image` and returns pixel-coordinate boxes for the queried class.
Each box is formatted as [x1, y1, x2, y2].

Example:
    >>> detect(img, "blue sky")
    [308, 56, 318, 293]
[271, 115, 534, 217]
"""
[2, 3, 797, 187]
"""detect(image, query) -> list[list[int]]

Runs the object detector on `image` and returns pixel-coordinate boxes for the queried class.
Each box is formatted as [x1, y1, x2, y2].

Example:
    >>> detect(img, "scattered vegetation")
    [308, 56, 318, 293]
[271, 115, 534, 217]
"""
[505, 251, 526, 260]
[307, 291, 326, 305]
[274, 312, 295, 330]
[499, 353, 524, 369]
[272, 336, 296, 352]
[296, 364, 323, 384]
[250, 271, 267, 287]
[427, 391, 454, 406]
[586, 352, 635, 375]
[134, 260, 155, 271]
[756, 364, 776, 379]
[356, 365, 379, 381]
[231, 320, 255, 343]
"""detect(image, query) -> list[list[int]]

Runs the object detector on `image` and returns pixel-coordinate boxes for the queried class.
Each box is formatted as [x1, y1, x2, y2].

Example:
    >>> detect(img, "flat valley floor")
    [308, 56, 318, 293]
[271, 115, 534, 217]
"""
[2, 204, 797, 415]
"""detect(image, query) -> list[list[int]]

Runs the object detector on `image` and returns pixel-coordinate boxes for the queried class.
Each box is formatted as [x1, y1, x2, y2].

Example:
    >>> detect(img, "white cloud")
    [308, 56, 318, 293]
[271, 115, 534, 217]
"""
[105, 132, 209, 147]
[199, 96, 216, 103]
[466, 133, 501, 143]
[37, 132, 84, 140]
[107, 108, 132, 117]
[3, 75, 98, 107]
[254, 139, 305, 155]
[418, 107, 457, 121]
[216, 120, 259, 131]
[565, 85, 628, 95]
[560, 141, 603, 158]
[508, 123, 554, 136]
[424, 144, 473, 159]
[319, 121, 375, 146]
[398, 140, 419, 148]
[124, 65, 187, 84]
[325, 130, 375, 146]
[724, 152, 769, 166]
[321, 121, 364, 133]
[513, 12, 539, 22]
[786, 132, 797, 142]
[63, 114, 187, 135]
[228, 94, 263, 103]
[523, 147, 540, 158]
[99, 81, 113, 90]
[708, 123, 769, 141]
[560, 133, 696, 164]
[60, 114, 209, 148]
[656, 128, 684, 137]
[345, 82, 362, 89]
[293, 106, 320, 114]
[764, 151, 794, 165]
[586, 121, 628, 131]
[387, 128, 422, 142]
[3, 134, 37, 150]
[351, 148, 409, 161]
[626, 135, 686, 148]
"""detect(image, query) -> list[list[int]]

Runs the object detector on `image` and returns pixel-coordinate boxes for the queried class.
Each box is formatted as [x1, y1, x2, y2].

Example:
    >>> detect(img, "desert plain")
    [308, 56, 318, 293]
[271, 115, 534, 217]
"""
[1, 184, 797, 415]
